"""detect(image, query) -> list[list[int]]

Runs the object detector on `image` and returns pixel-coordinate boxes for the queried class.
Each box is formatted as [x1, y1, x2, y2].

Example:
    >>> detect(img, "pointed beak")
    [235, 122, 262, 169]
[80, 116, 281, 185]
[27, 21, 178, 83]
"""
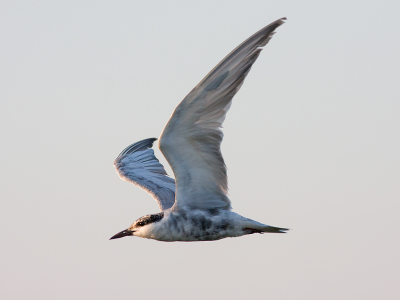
[109, 229, 133, 240]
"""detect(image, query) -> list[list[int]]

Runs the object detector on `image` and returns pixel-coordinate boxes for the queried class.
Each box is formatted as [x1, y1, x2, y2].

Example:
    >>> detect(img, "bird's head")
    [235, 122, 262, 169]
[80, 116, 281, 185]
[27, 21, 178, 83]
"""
[109, 212, 164, 240]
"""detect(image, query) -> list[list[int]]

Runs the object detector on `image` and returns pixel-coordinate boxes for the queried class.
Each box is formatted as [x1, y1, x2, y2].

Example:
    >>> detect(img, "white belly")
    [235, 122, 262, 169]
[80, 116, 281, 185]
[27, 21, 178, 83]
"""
[137, 209, 251, 242]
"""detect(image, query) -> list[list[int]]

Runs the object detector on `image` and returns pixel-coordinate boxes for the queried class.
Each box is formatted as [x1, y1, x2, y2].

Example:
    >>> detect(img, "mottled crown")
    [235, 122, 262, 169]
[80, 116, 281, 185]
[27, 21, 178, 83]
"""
[134, 212, 164, 227]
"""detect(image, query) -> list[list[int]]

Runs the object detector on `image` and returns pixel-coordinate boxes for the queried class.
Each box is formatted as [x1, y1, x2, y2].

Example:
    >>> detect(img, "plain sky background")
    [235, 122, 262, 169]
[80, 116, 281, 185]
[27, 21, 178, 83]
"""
[1, 1, 399, 299]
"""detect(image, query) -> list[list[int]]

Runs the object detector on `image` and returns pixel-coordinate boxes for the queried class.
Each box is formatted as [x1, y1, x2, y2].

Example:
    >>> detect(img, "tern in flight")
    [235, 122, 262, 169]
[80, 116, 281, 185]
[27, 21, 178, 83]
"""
[110, 18, 288, 242]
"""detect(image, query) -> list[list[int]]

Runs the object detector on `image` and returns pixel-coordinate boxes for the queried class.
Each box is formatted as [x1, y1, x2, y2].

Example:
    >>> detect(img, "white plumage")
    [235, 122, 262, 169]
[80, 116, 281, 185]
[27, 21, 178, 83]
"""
[110, 18, 288, 242]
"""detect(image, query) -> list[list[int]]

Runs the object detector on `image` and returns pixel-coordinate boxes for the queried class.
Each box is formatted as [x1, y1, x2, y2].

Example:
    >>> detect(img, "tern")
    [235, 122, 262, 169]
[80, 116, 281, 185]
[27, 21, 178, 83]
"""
[110, 18, 288, 242]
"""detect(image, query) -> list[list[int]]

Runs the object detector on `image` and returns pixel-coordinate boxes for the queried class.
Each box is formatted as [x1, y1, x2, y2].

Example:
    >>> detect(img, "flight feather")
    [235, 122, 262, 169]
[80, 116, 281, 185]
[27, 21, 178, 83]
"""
[114, 138, 176, 211]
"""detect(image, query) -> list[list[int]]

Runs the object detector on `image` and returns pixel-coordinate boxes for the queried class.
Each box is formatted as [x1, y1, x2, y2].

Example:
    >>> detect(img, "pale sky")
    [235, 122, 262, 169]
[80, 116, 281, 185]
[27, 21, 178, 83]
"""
[1, 1, 399, 299]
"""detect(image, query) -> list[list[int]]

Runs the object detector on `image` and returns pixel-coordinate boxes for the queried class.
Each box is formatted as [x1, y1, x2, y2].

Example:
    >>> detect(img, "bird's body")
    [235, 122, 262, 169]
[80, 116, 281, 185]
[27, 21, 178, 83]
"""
[110, 18, 289, 242]
[129, 209, 285, 242]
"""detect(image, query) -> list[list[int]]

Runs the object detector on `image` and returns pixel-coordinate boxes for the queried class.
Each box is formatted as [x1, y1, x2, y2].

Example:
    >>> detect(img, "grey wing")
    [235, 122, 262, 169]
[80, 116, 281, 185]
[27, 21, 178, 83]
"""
[114, 138, 175, 211]
[159, 18, 286, 211]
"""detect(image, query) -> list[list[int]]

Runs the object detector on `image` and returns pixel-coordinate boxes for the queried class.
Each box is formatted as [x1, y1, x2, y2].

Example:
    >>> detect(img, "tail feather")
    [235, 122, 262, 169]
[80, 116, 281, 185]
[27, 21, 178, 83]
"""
[263, 225, 289, 233]
[244, 225, 289, 234]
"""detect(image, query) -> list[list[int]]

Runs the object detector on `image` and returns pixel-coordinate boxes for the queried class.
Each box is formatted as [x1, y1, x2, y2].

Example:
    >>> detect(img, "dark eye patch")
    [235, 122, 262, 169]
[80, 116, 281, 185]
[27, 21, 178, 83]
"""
[135, 212, 164, 227]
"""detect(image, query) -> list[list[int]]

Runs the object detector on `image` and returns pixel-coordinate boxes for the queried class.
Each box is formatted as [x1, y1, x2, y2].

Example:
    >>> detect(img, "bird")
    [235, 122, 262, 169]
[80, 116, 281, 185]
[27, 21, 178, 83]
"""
[110, 17, 288, 242]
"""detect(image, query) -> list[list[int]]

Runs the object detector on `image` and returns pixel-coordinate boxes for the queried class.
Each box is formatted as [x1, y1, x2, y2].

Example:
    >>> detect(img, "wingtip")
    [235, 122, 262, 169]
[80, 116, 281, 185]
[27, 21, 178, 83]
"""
[276, 17, 287, 23]
[146, 137, 158, 148]
[115, 137, 159, 161]
[267, 17, 287, 32]
[273, 17, 287, 27]
[257, 18, 286, 47]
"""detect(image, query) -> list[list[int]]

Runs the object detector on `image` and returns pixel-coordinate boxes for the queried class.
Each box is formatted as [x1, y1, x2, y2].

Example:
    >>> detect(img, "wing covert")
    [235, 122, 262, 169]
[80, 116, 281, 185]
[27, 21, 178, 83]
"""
[114, 138, 175, 211]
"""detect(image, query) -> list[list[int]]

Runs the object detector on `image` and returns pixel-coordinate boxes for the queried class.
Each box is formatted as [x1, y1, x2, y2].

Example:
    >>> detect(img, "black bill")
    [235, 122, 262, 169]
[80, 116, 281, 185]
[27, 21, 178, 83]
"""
[109, 229, 133, 240]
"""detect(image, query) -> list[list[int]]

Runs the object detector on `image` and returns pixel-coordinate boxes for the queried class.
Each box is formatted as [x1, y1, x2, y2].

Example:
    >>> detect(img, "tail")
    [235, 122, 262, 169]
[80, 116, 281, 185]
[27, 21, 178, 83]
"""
[261, 225, 289, 233]
[244, 224, 289, 234]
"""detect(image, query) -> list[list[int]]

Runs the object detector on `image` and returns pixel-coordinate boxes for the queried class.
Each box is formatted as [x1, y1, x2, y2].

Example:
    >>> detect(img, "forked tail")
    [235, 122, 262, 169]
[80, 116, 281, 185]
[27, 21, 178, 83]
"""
[262, 225, 289, 233]
[244, 225, 289, 234]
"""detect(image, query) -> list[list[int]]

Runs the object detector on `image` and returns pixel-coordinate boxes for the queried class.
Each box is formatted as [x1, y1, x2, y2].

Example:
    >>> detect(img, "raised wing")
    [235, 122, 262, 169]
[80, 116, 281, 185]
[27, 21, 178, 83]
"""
[159, 18, 286, 211]
[114, 138, 175, 211]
